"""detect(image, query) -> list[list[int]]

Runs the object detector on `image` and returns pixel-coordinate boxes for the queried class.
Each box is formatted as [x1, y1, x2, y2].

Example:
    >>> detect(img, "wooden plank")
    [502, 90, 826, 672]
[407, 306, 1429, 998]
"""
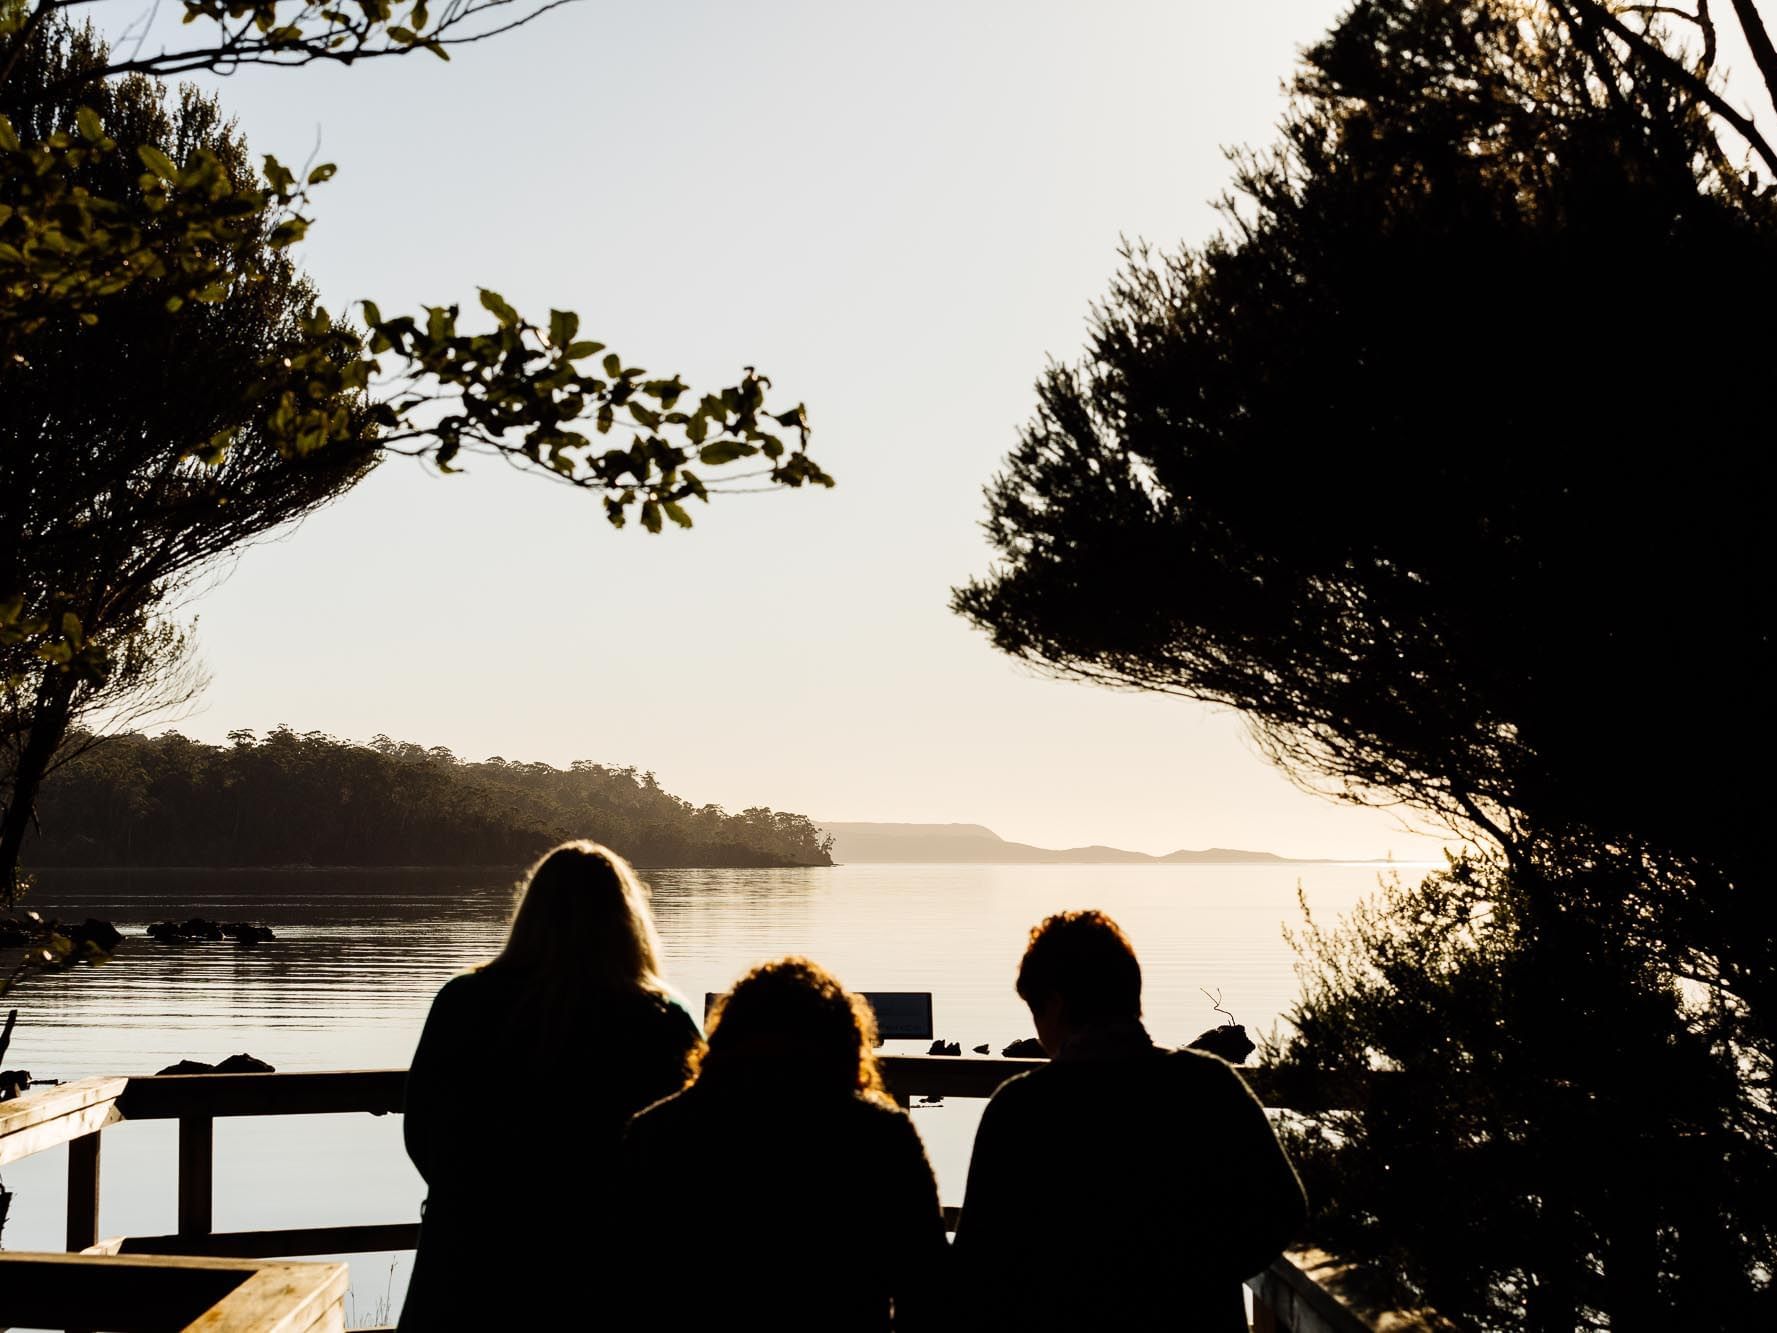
[0, 1251, 250, 1330]
[1246, 1249, 1461, 1333]
[118, 1070, 406, 1119]
[0, 1096, 123, 1167]
[105, 1063, 1357, 1122]
[0, 1075, 126, 1131]
[67, 1128, 102, 1252]
[880, 1053, 1043, 1100]
[119, 1222, 422, 1259]
[189, 1261, 349, 1333]
[179, 1116, 214, 1238]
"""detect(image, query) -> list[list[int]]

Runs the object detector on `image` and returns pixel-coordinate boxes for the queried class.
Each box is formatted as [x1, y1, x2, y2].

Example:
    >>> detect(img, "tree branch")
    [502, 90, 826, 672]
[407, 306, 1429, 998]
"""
[1727, 0, 1777, 120]
[0, 0, 61, 91]
[1566, 0, 1777, 177]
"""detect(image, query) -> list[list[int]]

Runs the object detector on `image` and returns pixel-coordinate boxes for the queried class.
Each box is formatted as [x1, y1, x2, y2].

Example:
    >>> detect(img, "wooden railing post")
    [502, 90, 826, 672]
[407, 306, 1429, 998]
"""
[65, 1130, 101, 1252]
[177, 1116, 213, 1239]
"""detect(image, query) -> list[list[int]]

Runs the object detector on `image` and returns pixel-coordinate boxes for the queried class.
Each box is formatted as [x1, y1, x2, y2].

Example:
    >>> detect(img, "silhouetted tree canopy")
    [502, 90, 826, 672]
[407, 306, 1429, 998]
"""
[1274, 854, 1774, 1330]
[954, 0, 1773, 998]
[21, 726, 835, 869]
[0, 20, 374, 896]
[956, 0, 1777, 1323]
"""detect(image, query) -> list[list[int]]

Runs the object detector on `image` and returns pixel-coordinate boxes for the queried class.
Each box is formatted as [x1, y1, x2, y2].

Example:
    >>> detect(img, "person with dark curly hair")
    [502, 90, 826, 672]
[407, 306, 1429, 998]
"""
[399, 841, 703, 1329]
[953, 910, 1306, 1331]
[621, 956, 948, 1330]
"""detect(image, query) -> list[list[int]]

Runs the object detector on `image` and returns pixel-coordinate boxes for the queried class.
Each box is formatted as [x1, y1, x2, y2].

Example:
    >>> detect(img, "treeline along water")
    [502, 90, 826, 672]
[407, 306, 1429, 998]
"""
[21, 728, 834, 869]
[0, 861, 1409, 1314]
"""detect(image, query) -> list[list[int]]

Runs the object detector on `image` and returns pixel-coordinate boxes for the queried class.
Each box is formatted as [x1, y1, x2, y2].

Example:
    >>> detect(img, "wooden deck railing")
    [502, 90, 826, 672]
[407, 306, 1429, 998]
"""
[1, 1058, 1452, 1332]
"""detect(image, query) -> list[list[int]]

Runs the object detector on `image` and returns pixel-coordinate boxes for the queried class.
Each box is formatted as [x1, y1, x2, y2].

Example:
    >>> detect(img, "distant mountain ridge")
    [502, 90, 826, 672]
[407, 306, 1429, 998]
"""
[817, 821, 1308, 865]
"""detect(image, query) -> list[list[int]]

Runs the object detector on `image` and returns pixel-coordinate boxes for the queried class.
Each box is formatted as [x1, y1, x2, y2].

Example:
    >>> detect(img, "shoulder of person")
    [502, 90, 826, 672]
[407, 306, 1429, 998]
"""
[431, 967, 497, 1007]
[981, 1064, 1048, 1111]
[847, 1090, 915, 1126]
[1159, 1044, 1263, 1100]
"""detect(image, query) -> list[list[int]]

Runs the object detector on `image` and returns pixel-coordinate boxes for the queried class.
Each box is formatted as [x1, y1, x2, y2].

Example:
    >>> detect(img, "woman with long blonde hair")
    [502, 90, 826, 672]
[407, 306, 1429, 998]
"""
[399, 841, 700, 1329]
[621, 956, 948, 1330]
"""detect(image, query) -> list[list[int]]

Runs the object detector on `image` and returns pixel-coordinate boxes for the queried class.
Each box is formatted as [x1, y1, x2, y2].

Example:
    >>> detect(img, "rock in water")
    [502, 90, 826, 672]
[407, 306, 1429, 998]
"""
[214, 1053, 275, 1073]
[157, 1053, 275, 1075]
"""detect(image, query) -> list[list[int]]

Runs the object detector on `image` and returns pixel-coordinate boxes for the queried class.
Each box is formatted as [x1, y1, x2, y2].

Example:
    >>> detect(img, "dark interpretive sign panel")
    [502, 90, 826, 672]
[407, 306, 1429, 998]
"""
[703, 990, 934, 1040]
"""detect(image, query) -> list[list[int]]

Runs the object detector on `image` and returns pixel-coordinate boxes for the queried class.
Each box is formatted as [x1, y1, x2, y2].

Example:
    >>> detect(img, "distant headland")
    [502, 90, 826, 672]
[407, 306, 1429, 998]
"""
[817, 822, 1320, 865]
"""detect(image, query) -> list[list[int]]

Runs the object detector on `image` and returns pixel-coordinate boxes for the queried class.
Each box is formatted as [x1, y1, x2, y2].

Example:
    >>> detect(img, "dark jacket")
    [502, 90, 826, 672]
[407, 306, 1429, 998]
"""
[952, 1026, 1307, 1332]
[398, 967, 702, 1329]
[620, 1075, 950, 1331]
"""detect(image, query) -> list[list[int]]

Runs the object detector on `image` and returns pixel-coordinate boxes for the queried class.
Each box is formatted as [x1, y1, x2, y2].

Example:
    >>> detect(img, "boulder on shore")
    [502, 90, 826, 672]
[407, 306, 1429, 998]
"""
[1187, 1023, 1256, 1065]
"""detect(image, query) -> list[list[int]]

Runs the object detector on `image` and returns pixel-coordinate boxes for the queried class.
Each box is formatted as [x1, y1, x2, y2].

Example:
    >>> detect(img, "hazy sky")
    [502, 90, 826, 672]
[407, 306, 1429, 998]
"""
[100, 1, 1479, 859]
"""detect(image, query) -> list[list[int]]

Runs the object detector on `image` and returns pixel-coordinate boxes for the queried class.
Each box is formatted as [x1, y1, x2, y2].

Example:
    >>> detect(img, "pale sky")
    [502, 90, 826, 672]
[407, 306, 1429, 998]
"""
[102, 1, 1480, 860]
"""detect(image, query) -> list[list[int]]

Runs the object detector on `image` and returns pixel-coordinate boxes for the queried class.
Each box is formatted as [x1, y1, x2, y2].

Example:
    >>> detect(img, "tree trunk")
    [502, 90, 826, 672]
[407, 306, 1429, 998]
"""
[0, 668, 76, 905]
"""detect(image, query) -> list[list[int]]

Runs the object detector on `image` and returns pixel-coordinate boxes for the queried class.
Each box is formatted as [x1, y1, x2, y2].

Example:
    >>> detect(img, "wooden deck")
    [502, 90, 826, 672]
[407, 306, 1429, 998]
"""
[1, 1058, 1452, 1332]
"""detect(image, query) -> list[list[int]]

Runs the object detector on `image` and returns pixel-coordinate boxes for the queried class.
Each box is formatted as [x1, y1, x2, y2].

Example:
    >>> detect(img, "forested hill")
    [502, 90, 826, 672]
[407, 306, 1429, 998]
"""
[21, 729, 834, 870]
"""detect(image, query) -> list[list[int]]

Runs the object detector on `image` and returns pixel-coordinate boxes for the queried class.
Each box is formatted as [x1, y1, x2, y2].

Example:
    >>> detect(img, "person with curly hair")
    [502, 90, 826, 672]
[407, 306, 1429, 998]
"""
[953, 910, 1306, 1331]
[621, 956, 948, 1330]
[399, 841, 703, 1329]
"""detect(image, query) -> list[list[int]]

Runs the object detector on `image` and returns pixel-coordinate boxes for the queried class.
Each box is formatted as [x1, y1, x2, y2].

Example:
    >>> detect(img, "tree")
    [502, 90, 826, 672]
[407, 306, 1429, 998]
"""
[1, 16, 377, 897]
[953, 0, 1775, 1322]
[0, 1, 833, 899]
[1271, 853, 1774, 1329]
[953, 0, 1774, 1025]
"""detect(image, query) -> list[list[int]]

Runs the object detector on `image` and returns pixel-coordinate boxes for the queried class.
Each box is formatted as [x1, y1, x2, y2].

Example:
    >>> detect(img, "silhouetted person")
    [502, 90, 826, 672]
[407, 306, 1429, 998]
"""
[953, 911, 1306, 1331]
[621, 957, 948, 1331]
[398, 841, 702, 1329]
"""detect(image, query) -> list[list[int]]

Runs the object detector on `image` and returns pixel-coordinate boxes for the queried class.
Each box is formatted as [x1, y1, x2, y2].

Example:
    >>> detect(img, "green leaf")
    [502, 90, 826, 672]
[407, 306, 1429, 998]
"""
[137, 145, 178, 180]
[75, 107, 104, 143]
[565, 340, 605, 359]
[602, 353, 622, 378]
[0, 114, 18, 151]
[698, 441, 755, 466]
[268, 218, 309, 247]
[479, 288, 519, 327]
[308, 163, 338, 184]
[640, 500, 663, 533]
[663, 501, 693, 529]
[549, 309, 579, 348]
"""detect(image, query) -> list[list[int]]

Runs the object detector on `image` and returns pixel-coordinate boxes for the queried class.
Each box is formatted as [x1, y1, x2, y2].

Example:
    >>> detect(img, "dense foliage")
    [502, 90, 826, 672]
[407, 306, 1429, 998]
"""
[1271, 856, 1773, 1329]
[0, 21, 374, 889]
[1, 3, 832, 900]
[954, 1, 1775, 1326]
[20, 727, 834, 869]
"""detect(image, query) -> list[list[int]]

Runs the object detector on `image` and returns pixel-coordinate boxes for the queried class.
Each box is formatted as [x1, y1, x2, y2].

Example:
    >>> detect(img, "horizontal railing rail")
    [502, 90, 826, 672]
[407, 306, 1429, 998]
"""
[0, 1059, 1440, 1332]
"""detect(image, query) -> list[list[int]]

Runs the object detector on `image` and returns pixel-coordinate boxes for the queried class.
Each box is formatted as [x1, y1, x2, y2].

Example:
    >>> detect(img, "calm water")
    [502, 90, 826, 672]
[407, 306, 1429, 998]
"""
[1, 861, 1409, 1321]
